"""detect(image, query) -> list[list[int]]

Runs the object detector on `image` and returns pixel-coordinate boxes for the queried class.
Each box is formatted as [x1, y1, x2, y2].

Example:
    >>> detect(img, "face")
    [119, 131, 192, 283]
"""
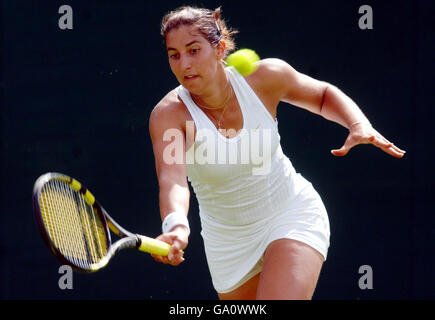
[165, 25, 224, 94]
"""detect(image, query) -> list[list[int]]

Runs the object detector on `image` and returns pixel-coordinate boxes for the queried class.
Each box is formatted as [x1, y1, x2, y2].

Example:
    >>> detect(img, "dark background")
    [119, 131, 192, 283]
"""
[1, 0, 433, 300]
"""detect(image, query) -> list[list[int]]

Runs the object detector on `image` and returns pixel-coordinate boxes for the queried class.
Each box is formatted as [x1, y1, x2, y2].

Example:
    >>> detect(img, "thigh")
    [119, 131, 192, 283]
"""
[256, 238, 324, 300]
[218, 273, 261, 300]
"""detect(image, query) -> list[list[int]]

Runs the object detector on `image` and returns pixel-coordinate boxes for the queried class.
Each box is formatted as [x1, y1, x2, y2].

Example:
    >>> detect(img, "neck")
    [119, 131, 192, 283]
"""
[191, 66, 230, 110]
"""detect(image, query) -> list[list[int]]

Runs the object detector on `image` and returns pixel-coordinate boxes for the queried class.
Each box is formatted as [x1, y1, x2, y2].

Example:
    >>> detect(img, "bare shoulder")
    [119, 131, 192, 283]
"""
[246, 58, 298, 96]
[149, 90, 190, 133]
[255, 58, 293, 73]
[150, 90, 187, 122]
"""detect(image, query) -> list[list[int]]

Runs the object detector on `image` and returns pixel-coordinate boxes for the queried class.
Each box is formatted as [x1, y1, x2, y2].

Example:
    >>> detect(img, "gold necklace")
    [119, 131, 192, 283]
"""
[191, 83, 233, 131]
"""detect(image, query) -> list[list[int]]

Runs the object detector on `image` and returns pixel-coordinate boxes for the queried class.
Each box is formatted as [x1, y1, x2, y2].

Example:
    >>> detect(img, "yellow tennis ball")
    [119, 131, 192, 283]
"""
[226, 49, 260, 76]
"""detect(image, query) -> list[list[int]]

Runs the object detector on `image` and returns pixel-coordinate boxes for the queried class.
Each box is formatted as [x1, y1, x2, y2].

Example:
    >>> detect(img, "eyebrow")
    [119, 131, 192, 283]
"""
[167, 40, 201, 51]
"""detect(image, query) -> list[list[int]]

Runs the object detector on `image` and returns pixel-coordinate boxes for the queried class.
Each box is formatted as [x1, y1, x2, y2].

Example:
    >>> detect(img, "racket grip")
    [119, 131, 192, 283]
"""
[137, 235, 171, 256]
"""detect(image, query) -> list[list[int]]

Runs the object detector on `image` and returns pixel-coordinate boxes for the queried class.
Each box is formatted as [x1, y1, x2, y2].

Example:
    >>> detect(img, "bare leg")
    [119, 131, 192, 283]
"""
[256, 239, 324, 300]
[218, 273, 260, 300]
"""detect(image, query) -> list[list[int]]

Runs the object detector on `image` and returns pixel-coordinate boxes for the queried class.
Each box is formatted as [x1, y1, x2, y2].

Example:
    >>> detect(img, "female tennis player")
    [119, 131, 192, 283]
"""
[149, 6, 405, 300]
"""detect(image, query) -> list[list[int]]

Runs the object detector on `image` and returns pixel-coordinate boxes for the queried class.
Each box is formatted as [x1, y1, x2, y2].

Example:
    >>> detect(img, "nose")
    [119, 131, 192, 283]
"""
[179, 54, 192, 72]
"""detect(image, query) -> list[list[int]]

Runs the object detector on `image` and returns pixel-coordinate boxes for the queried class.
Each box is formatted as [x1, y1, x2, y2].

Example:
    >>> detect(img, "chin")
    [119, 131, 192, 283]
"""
[181, 80, 203, 95]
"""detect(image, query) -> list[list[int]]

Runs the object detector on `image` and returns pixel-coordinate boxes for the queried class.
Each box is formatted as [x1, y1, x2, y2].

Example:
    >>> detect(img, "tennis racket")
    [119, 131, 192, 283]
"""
[33, 172, 172, 272]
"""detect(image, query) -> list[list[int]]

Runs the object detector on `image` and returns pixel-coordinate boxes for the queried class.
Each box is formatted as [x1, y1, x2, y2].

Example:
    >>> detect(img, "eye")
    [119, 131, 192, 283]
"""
[168, 52, 179, 59]
[190, 47, 200, 54]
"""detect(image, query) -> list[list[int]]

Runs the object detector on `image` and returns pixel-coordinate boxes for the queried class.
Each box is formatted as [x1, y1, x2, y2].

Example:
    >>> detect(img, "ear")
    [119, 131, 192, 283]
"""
[216, 40, 226, 59]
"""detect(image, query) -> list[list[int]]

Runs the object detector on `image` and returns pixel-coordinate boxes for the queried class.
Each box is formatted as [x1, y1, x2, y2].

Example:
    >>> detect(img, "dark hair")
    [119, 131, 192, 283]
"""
[161, 6, 238, 58]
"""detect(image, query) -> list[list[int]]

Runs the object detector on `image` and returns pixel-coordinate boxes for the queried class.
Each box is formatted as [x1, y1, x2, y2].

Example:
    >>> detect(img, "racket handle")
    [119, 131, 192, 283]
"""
[136, 235, 171, 256]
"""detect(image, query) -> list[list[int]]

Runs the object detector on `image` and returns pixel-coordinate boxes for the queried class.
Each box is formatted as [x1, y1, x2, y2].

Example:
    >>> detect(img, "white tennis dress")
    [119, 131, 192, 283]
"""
[175, 67, 330, 293]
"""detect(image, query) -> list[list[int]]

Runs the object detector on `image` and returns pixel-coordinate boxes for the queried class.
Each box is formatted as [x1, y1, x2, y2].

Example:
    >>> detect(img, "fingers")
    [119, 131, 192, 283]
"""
[332, 143, 406, 158]
[331, 146, 349, 157]
[151, 233, 187, 266]
[332, 129, 406, 158]
[331, 140, 355, 157]
[169, 245, 185, 264]
[381, 143, 406, 158]
[369, 135, 391, 148]
[152, 249, 185, 266]
[369, 135, 406, 158]
[151, 247, 185, 266]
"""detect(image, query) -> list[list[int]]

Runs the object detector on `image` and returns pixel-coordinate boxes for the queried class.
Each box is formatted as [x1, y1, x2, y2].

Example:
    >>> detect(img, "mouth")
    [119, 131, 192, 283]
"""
[184, 74, 199, 81]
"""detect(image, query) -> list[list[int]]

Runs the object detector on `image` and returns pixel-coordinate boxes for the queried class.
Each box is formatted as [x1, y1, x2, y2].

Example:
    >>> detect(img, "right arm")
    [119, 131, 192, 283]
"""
[149, 92, 190, 266]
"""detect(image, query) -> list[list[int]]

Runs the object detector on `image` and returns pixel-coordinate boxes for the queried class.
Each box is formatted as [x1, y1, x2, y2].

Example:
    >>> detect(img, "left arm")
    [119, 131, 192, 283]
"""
[253, 59, 405, 158]
[319, 85, 405, 158]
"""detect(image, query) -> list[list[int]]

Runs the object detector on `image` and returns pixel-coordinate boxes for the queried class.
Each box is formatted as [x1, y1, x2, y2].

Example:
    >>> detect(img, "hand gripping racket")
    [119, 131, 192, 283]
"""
[33, 172, 172, 272]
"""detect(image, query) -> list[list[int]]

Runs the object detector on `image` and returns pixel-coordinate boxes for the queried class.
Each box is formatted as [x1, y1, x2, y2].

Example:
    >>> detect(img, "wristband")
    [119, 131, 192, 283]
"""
[162, 212, 190, 235]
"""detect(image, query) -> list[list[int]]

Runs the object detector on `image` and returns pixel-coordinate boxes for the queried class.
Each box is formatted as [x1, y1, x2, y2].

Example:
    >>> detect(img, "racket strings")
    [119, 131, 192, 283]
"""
[61, 180, 94, 267]
[51, 181, 83, 267]
[39, 179, 108, 268]
[74, 183, 105, 262]
[60, 181, 88, 267]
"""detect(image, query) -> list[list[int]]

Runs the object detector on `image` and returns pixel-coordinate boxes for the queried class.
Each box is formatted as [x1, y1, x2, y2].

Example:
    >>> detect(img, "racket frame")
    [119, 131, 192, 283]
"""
[33, 172, 172, 273]
[33, 173, 131, 272]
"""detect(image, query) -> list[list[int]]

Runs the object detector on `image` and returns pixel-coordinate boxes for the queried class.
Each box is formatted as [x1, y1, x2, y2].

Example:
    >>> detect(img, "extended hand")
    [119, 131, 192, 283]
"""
[331, 122, 406, 158]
